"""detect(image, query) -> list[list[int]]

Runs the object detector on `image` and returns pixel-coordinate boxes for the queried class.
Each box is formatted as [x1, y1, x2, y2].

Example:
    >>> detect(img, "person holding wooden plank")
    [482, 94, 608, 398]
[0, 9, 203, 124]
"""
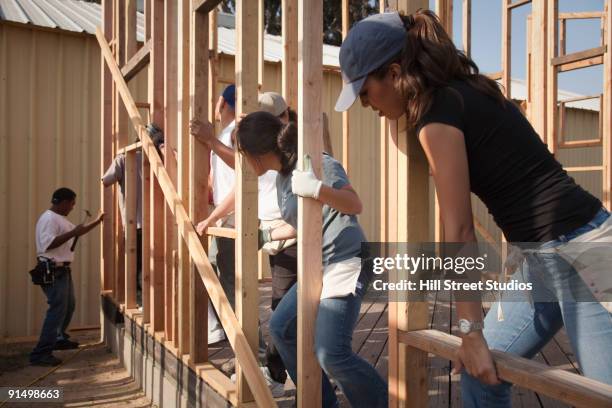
[335, 10, 612, 407]
[234, 111, 389, 408]
[191, 91, 299, 396]
[29, 188, 104, 366]
[101, 125, 164, 309]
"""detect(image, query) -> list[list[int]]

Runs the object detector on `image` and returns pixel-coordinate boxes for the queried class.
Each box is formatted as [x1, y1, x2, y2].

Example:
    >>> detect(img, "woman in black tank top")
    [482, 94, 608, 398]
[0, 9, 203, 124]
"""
[336, 9, 612, 407]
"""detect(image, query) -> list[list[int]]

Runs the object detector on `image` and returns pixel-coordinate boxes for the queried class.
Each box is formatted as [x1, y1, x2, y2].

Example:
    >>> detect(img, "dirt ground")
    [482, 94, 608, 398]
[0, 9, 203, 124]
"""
[0, 329, 153, 407]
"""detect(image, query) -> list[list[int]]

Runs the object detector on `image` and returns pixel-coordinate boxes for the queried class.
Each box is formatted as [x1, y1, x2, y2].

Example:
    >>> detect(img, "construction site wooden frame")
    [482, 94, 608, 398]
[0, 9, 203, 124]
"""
[98, 0, 612, 407]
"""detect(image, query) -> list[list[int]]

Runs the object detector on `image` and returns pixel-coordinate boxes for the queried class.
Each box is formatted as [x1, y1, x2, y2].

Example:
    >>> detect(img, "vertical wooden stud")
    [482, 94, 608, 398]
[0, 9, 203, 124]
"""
[297, 0, 324, 406]
[235, 0, 261, 403]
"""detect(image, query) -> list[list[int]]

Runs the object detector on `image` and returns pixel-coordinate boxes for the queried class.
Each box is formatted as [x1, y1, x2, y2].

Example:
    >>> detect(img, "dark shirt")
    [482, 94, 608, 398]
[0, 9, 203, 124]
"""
[416, 80, 601, 242]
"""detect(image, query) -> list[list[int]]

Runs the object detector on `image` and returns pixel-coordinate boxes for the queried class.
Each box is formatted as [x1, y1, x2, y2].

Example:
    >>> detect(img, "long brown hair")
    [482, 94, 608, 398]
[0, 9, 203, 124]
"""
[236, 111, 298, 176]
[371, 9, 505, 130]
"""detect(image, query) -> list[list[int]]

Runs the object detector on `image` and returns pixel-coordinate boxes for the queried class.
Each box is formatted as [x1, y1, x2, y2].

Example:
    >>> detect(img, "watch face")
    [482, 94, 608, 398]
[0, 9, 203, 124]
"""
[459, 319, 470, 334]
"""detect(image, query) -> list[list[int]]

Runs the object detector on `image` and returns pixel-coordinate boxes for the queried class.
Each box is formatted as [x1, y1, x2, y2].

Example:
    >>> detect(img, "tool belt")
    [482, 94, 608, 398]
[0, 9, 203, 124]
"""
[29, 258, 70, 286]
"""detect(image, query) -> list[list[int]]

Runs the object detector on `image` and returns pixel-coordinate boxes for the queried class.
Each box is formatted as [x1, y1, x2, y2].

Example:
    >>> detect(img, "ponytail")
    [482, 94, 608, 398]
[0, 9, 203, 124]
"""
[276, 122, 298, 175]
[371, 9, 505, 130]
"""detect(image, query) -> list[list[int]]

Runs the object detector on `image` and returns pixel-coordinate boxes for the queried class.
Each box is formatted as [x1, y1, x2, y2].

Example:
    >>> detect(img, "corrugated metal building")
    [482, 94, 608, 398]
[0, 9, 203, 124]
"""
[0, 0, 603, 338]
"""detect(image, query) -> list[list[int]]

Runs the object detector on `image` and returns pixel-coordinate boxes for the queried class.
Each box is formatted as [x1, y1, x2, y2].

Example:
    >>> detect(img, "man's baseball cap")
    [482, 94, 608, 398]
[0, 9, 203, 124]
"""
[258, 92, 288, 117]
[222, 84, 236, 109]
[335, 12, 407, 112]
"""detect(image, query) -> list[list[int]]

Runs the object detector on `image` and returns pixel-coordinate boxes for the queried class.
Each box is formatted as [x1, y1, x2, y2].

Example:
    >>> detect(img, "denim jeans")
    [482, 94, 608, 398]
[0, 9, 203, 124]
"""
[461, 208, 612, 407]
[30, 271, 76, 361]
[269, 266, 388, 408]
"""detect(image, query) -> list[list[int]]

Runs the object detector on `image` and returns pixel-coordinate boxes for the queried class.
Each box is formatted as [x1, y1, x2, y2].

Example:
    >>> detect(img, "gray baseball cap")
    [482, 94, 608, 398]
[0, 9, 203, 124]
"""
[335, 12, 407, 112]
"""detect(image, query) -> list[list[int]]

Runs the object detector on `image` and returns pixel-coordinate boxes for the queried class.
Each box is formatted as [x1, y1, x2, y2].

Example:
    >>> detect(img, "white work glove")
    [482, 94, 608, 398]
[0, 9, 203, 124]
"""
[291, 155, 323, 199]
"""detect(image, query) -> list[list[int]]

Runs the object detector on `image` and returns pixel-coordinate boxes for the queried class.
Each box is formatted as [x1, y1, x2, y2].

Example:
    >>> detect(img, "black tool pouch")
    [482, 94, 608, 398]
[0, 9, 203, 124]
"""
[29, 258, 57, 286]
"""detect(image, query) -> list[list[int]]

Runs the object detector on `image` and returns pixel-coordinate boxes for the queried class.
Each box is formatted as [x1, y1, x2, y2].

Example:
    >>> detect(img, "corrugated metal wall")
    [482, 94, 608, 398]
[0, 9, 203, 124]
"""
[1, 23, 603, 338]
[0, 23, 147, 339]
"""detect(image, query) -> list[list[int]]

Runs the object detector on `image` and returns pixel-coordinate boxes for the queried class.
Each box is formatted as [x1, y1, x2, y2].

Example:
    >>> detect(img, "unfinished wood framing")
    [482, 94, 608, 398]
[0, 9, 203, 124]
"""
[282, 0, 298, 109]
[177, 0, 192, 356]
[101, 0, 114, 292]
[188, 0, 210, 366]
[462, 0, 471, 57]
[235, 0, 261, 404]
[97, 22, 276, 405]
[164, 0, 178, 343]
[297, 0, 324, 406]
[97, 2, 612, 407]
[501, 0, 511, 98]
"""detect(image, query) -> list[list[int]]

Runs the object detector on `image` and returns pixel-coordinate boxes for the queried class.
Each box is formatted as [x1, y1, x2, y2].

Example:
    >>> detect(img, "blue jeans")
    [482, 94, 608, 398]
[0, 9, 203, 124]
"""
[30, 271, 76, 361]
[462, 208, 612, 407]
[269, 267, 388, 408]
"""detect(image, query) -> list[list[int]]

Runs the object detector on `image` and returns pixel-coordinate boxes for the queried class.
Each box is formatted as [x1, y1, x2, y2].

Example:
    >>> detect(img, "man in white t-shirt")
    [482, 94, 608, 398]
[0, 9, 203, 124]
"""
[30, 188, 104, 366]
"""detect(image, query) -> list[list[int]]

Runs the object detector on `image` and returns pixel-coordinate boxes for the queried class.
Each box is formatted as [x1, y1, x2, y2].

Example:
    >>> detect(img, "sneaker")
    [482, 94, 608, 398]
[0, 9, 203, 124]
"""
[30, 354, 62, 366]
[54, 339, 79, 350]
[221, 359, 236, 376]
[231, 367, 285, 398]
[208, 325, 226, 345]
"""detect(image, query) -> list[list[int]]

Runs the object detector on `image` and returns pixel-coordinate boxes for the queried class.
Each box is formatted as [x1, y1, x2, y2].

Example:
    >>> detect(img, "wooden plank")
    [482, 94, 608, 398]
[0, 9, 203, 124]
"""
[547, 0, 558, 155]
[148, 0, 164, 333]
[258, 0, 264, 89]
[164, 0, 179, 344]
[115, 0, 128, 304]
[297, 1, 324, 407]
[235, 0, 262, 404]
[341, 0, 350, 174]
[142, 156, 151, 323]
[436, 0, 453, 35]
[101, 0, 114, 292]
[560, 18, 566, 56]
[604, 0, 612, 209]
[531, 0, 547, 141]
[507, 0, 532, 10]
[282, 0, 298, 109]
[393, 3, 430, 406]
[189, 1, 210, 365]
[501, 0, 511, 98]
[151, 170, 165, 331]
[126, 0, 137, 61]
[208, 8, 218, 124]
[485, 71, 503, 80]
[145, 0, 151, 40]
[558, 11, 605, 20]
[96, 29, 277, 408]
[121, 40, 151, 82]
[125, 150, 138, 309]
[552, 46, 607, 67]
[206, 226, 237, 239]
[559, 140, 602, 149]
[462, 0, 471, 57]
[399, 329, 612, 408]
[191, 361, 238, 406]
[177, 0, 192, 356]
[192, 0, 223, 13]
[558, 55, 604, 72]
[117, 141, 142, 154]
[564, 165, 604, 172]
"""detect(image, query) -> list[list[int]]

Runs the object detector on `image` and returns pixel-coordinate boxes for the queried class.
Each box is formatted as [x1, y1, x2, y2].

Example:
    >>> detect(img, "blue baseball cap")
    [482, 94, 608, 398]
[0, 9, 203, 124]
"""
[222, 84, 236, 109]
[335, 12, 407, 112]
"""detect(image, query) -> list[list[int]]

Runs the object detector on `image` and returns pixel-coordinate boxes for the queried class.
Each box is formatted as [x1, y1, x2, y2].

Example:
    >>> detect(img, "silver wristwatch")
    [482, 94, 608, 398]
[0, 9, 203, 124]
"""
[458, 319, 484, 335]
